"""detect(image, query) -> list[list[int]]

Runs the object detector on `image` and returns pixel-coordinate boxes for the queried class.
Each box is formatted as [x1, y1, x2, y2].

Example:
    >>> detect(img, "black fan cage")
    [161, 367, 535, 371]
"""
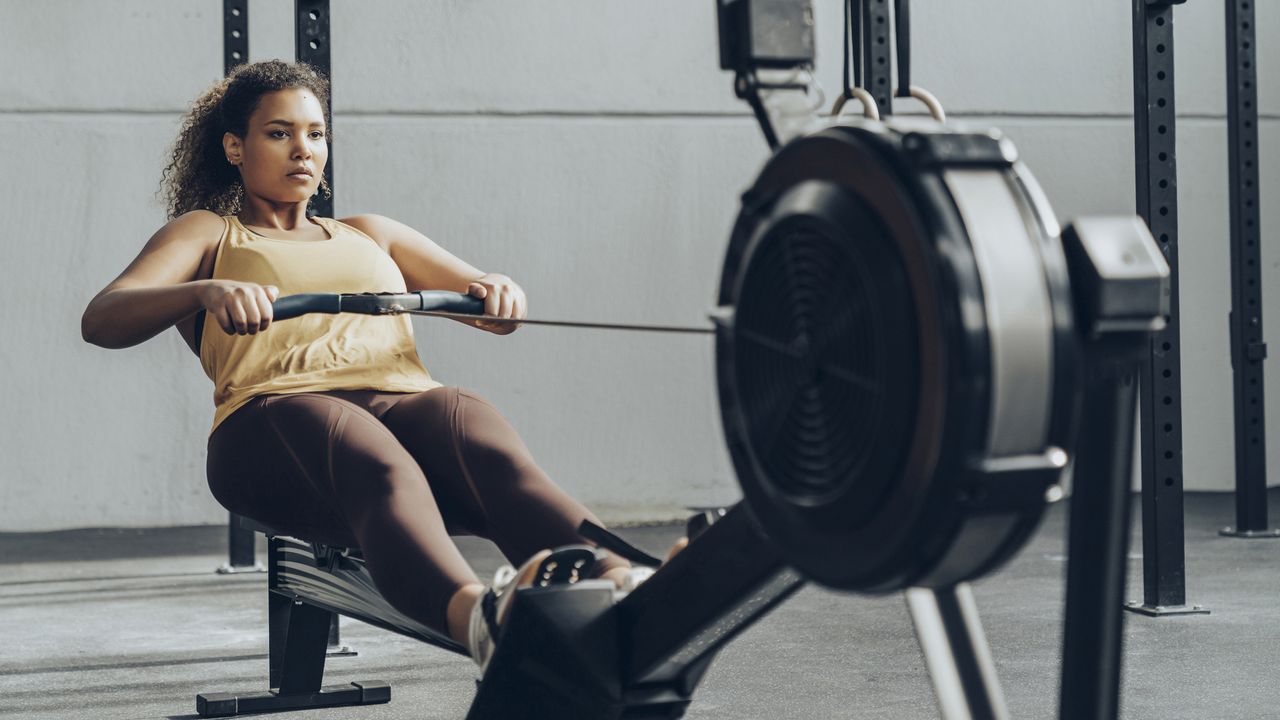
[732, 211, 920, 518]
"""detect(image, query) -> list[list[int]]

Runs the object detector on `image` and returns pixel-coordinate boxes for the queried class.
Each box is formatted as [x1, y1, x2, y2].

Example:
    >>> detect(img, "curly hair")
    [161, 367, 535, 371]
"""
[160, 60, 332, 220]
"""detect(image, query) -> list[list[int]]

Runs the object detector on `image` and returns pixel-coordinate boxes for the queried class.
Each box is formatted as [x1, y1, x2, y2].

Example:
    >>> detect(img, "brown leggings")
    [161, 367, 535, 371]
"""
[206, 386, 627, 636]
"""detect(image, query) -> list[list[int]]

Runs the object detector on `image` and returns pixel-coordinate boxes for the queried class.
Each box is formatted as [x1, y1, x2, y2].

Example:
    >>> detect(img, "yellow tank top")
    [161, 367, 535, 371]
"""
[201, 215, 441, 434]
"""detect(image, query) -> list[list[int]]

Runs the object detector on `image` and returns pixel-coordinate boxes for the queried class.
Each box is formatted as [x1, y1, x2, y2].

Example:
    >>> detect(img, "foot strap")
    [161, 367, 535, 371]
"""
[479, 587, 502, 644]
[471, 545, 604, 668]
[577, 520, 663, 568]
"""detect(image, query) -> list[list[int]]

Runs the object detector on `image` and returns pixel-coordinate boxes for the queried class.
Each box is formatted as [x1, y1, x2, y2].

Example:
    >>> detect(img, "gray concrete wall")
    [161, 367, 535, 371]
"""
[1, 0, 1276, 531]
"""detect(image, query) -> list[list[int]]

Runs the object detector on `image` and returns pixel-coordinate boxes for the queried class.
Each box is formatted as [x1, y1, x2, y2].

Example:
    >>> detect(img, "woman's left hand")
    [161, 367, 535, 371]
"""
[467, 273, 526, 335]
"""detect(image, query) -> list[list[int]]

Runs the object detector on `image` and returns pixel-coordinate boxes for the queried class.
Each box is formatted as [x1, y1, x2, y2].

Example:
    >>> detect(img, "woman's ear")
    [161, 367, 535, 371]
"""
[223, 132, 243, 166]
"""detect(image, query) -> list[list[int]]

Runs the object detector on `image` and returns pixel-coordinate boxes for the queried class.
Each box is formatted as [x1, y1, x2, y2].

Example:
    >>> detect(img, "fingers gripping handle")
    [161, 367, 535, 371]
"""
[271, 291, 485, 321]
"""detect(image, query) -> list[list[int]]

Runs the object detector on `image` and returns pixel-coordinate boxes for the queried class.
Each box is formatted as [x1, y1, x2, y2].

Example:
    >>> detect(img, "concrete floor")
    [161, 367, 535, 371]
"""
[2, 491, 1277, 720]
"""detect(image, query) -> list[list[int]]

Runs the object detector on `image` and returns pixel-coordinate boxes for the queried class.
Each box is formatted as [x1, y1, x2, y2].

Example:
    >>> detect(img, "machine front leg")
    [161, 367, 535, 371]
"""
[905, 584, 1009, 720]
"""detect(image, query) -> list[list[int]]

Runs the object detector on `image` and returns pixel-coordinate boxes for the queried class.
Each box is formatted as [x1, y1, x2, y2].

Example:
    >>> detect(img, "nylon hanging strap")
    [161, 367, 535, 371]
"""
[894, 0, 911, 98]
[842, 0, 865, 100]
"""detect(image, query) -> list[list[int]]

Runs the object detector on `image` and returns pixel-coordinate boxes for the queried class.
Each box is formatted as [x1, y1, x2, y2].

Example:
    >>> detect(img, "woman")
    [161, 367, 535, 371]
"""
[80, 60, 660, 668]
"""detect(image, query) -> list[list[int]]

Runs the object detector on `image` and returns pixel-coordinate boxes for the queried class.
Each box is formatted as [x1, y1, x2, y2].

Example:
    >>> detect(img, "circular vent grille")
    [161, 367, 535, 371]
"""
[733, 213, 919, 514]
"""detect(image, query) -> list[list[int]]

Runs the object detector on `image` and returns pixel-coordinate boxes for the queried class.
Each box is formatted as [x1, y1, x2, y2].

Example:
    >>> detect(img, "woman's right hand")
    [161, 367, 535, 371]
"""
[197, 280, 280, 335]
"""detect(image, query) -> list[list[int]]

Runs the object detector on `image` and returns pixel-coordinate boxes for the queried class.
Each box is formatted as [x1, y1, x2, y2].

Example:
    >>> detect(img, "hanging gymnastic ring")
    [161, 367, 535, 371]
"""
[895, 85, 947, 123]
[830, 87, 881, 121]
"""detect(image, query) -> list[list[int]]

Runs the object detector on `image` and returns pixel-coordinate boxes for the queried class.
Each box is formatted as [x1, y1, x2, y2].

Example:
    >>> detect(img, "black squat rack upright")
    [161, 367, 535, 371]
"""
[1128, 0, 1275, 616]
[1219, 0, 1274, 540]
[296, 0, 334, 219]
[842, 0, 894, 115]
[218, 0, 261, 578]
[217, 0, 352, 655]
[1126, 0, 1208, 617]
[220, 0, 337, 574]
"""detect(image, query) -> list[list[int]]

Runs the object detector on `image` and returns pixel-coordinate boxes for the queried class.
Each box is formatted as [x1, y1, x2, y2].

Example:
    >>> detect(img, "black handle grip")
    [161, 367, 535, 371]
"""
[418, 291, 485, 315]
[271, 291, 486, 321]
[273, 293, 341, 320]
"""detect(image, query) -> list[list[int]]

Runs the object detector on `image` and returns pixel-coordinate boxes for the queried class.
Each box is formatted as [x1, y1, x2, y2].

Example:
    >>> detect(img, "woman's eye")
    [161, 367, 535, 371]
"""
[310, 131, 325, 139]
[270, 130, 288, 138]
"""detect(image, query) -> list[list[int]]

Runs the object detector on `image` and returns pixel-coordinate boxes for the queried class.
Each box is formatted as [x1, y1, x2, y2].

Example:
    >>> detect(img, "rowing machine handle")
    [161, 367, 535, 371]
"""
[272, 291, 485, 321]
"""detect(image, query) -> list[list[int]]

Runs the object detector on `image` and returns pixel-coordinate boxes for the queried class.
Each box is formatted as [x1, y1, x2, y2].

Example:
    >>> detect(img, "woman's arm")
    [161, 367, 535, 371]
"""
[341, 214, 526, 334]
[81, 210, 277, 348]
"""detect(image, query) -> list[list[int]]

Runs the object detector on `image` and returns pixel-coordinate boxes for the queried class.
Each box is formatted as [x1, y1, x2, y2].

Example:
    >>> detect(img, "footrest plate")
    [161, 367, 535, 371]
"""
[1122, 601, 1210, 617]
[1219, 526, 1280, 539]
[197, 680, 390, 717]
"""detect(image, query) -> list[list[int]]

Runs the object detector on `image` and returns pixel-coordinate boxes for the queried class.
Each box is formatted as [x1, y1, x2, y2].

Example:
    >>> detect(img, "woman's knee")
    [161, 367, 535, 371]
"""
[333, 446, 431, 509]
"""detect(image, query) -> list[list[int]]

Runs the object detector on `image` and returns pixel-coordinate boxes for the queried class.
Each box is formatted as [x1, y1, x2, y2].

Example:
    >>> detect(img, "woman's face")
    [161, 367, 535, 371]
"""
[224, 87, 328, 206]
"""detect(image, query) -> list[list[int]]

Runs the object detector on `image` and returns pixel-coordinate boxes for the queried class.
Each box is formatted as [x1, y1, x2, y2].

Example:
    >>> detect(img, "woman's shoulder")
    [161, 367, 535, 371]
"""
[140, 210, 226, 257]
[333, 214, 395, 251]
[157, 209, 228, 242]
